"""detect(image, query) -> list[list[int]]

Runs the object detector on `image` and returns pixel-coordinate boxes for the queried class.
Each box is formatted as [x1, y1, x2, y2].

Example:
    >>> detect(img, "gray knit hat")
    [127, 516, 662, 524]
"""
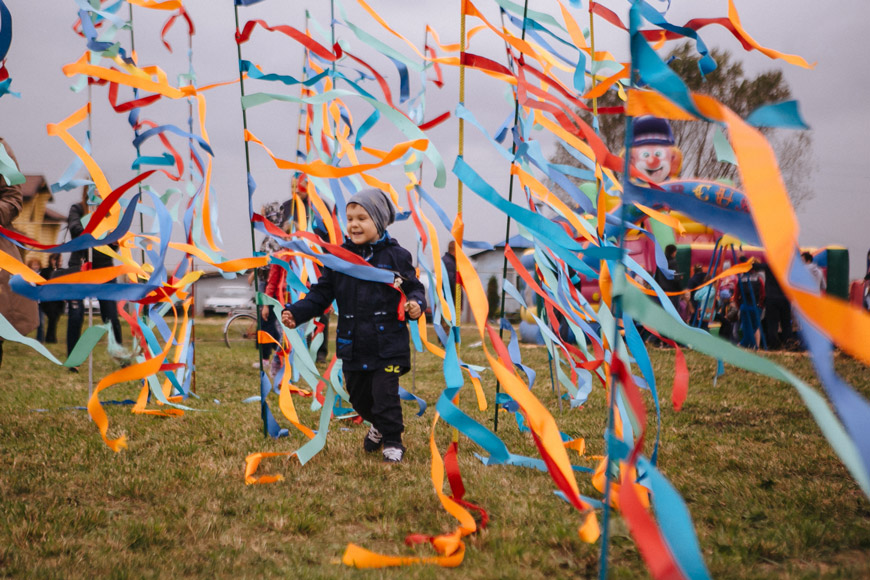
[346, 188, 395, 236]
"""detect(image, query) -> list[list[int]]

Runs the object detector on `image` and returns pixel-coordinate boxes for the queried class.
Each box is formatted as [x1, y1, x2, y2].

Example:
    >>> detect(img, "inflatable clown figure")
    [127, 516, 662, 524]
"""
[629, 115, 683, 184]
[624, 115, 733, 247]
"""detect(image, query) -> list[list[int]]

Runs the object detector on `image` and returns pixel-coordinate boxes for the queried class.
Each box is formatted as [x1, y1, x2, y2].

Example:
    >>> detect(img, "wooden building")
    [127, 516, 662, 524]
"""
[11, 175, 65, 268]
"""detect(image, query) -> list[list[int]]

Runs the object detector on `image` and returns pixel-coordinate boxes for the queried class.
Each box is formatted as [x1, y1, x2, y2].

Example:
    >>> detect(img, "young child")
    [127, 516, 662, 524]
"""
[281, 188, 426, 463]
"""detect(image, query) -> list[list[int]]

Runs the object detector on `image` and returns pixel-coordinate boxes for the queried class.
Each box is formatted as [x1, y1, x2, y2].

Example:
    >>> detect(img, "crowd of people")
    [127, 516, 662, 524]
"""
[647, 247, 838, 352]
[0, 137, 127, 371]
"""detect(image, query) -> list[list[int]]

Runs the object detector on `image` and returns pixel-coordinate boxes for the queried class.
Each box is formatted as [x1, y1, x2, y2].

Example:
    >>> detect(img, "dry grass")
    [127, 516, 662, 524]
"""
[1, 317, 868, 579]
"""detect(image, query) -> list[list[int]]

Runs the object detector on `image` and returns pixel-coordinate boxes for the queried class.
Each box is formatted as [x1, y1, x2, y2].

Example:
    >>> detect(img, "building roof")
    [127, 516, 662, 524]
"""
[494, 234, 536, 250]
[469, 234, 535, 258]
[43, 208, 66, 222]
[21, 175, 51, 202]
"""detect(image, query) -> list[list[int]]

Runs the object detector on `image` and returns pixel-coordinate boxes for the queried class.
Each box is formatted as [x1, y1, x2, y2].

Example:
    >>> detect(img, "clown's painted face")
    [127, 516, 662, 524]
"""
[631, 145, 676, 184]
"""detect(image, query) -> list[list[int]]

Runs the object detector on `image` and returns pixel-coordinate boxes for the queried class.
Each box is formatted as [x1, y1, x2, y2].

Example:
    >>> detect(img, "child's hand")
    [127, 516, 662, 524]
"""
[405, 300, 422, 320]
[281, 310, 296, 329]
[261, 305, 270, 320]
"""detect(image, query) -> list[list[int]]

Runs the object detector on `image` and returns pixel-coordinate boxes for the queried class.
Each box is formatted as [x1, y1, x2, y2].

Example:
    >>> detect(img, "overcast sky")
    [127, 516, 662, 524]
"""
[4, 0, 869, 279]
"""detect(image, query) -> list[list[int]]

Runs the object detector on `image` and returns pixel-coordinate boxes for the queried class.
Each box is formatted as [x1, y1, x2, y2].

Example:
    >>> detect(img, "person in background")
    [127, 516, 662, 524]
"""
[677, 292, 694, 324]
[38, 253, 64, 344]
[66, 187, 123, 372]
[440, 239, 463, 327]
[717, 287, 739, 343]
[251, 200, 284, 371]
[0, 137, 38, 368]
[736, 259, 765, 349]
[761, 262, 793, 350]
[863, 249, 870, 311]
[26, 257, 45, 342]
[692, 275, 716, 331]
[279, 172, 332, 363]
[654, 243, 683, 310]
[282, 188, 426, 463]
[687, 264, 706, 300]
[801, 251, 826, 292]
[442, 240, 457, 296]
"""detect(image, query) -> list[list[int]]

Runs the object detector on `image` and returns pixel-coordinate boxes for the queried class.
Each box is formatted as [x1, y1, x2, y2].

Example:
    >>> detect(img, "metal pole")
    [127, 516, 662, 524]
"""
[598, 4, 634, 576]
[493, 1, 530, 432]
[127, 4, 148, 266]
[86, 109, 94, 397]
[294, 11, 310, 166]
[186, 12, 196, 394]
[412, 26, 430, 393]
[329, 1, 340, 162]
[85, 18, 95, 397]
[234, 3, 267, 436]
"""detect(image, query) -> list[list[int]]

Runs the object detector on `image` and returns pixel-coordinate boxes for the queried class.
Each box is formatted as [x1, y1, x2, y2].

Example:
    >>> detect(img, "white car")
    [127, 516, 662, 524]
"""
[203, 286, 255, 316]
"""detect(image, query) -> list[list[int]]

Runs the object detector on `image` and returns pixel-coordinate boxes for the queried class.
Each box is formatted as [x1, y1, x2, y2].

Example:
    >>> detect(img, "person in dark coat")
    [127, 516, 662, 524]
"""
[440, 239, 462, 324]
[654, 243, 683, 310]
[687, 264, 706, 300]
[442, 240, 457, 295]
[736, 258, 764, 349]
[282, 188, 426, 463]
[761, 262, 793, 350]
[38, 253, 64, 344]
[66, 188, 123, 369]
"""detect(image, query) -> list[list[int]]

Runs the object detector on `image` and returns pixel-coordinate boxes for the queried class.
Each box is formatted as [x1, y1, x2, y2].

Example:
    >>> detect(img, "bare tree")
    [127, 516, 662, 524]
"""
[550, 43, 815, 208]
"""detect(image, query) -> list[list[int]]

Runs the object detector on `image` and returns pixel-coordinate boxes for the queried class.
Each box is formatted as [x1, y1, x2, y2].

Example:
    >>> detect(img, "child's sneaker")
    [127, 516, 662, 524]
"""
[382, 445, 405, 463]
[363, 426, 383, 453]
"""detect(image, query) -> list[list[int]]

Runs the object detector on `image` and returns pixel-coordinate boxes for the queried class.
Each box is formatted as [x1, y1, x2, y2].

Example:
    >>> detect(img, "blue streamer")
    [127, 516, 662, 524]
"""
[260, 372, 289, 438]
[629, 5, 707, 121]
[398, 386, 427, 417]
[745, 100, 810, 130]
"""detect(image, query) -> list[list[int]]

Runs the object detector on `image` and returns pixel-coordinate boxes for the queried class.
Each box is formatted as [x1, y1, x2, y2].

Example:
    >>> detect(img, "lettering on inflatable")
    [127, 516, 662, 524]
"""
[715, 186, 734, 207]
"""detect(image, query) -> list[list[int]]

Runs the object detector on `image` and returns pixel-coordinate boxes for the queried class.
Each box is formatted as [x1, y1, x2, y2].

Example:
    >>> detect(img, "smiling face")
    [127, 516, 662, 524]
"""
[346, 203, 379, 245]
[630, 145, 675, 183]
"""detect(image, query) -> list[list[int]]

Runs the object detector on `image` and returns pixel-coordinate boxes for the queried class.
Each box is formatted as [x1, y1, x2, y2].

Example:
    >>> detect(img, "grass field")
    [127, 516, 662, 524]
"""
[1, 317, 869, 579]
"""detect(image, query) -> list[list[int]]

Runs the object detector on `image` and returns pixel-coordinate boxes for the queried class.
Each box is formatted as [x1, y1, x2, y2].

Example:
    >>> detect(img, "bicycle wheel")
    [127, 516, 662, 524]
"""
[224, 313, 258, 349]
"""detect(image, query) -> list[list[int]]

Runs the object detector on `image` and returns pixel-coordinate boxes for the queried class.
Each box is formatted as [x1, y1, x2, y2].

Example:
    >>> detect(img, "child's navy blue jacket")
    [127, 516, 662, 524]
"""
[284, 235, 427, 372]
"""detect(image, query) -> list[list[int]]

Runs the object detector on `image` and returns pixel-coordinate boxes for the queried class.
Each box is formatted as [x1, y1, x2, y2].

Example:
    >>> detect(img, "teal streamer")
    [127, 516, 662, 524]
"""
[297, 383, 336, 465]
[622, 284, 870, 498]
[745, 100, 810, 130]
[608, 435, 712, 579]
[0, 313, 63, 365]
[629, 5, 707, 121]
[452, 156, 618, 271]
[0, 143, 25, 185]
[66, 324, 109, 368]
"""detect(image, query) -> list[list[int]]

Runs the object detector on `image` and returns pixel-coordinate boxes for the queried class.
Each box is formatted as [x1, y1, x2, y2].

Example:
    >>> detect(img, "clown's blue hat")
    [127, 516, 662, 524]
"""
[631, 115, 675, 147]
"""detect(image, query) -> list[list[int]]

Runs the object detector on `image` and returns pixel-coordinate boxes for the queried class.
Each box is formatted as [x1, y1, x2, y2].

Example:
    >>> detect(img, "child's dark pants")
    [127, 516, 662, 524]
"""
[345, 366, 404, 447]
